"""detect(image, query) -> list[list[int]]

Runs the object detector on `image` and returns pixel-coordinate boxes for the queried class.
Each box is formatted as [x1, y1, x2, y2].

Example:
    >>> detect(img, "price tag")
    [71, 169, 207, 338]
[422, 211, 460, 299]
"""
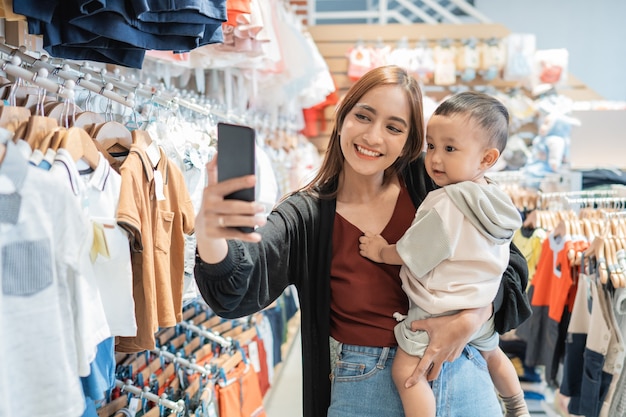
[153, 170, 166, 201]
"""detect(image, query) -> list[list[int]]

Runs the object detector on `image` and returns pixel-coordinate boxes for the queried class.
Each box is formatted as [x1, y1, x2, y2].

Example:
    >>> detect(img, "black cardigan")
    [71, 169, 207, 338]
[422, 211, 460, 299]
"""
[194, 153, 531, 417]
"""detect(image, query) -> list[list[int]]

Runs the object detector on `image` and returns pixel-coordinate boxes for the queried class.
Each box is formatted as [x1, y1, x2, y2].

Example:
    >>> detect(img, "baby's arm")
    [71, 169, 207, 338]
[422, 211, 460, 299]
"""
[359, 232, 403, 265]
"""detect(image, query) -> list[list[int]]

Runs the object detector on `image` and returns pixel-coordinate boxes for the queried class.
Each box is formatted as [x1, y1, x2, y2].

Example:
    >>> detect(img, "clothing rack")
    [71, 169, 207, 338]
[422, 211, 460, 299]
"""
[603, 210, 626, 219]
[115, 379, 185, 414]
[177, 320, 232, 349]
[151, 347, 212, 377]
[1, 56, 74, 100]
[565, 196, 626, 210]
[0, 40, 134, 108]
[537, 189, 621, 210]
[66, 61, 247, 124]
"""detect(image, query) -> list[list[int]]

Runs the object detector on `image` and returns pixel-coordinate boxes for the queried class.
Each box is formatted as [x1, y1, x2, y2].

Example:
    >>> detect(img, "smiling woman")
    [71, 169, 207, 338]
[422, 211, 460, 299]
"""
[193, 65, 530, 417]
[338, 84, 411, 183]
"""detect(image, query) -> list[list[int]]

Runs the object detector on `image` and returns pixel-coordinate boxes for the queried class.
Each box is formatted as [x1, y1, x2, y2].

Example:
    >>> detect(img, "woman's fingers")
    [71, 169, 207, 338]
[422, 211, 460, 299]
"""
[205, 156, 218, 185]
[198, 157, 266, 242]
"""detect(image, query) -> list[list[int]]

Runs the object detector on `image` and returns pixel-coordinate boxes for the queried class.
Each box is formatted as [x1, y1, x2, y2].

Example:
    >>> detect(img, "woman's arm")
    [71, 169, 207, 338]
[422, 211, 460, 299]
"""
[194, 159, 319, 318]
[195, 195, 321, 319]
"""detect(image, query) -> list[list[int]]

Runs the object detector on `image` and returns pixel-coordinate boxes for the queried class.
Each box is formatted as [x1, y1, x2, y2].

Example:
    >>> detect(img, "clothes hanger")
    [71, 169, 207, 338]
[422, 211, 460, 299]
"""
[0, 77, 33, 135]
[215, 350, 244, 377]
[45, 101, 82, 125]
[48, 127, 67, 152]
[35, 126, 63, 154]
[0, 104, 31, 133]
[183, 336, 202, 357]
[59, 126, 100, 169]
[72, 110, 105, 130]
[23, 114, 59, 151]
[91, 120, 132, 154]
[131, 129, 161, 167]
[97, 395, 130, 417]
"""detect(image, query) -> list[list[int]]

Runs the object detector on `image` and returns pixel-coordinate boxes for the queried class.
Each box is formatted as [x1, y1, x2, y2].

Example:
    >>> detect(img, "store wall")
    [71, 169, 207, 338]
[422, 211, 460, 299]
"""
[314, 0, 625, 101]
[474, 0, 625, 101]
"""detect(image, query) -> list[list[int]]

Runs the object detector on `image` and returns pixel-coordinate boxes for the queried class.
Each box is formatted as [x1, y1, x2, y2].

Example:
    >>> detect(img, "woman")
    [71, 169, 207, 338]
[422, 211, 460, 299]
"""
[194, 65, 530, 417]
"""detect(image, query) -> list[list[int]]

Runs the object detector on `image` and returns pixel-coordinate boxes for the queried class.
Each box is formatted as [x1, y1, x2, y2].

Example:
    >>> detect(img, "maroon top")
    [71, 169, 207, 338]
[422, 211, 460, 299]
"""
[330, 184, 416, 347]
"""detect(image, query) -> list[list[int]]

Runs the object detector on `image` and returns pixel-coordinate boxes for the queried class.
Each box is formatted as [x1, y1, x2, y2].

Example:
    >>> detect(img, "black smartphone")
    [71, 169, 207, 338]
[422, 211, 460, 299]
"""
[217, 122, 256, 233]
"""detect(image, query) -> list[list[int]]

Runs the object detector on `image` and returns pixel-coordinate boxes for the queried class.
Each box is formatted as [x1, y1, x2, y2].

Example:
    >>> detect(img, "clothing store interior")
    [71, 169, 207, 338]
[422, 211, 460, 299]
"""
[1, 1, 625, 417]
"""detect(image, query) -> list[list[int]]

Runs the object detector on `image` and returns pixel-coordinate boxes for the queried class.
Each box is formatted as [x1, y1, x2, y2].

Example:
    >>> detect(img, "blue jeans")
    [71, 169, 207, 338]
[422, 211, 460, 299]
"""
[328, 341, 503, 417]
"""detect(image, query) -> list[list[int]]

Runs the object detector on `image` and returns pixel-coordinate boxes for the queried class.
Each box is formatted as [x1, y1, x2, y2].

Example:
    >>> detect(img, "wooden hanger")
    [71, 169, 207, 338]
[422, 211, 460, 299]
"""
[7, 84, 39, 107]
[23, 115, 59, 151]
[156, 327, 176, 346]
[522, 210, 538, 230]
[0, 134, 5, 161]
[184, 377, 201, 399]
[168, 333, 187, 350]
[215, 350, 243, 375]
[92, 120, 132, 154]
[98, 395, 129, 417]
[193, 341, 215, 364]
[142, 404, 162, 417]
[604, 237, 624, 288]
[234, 327, 257, 345]
[45, 101, 82, 126]
[586, 236, 608, 284]
[35, 126, 63, 153]
[48, 127, 67, 152]
[71, 110, 105, 130]
[183, 336, 202, 357]
[552, 219, 568, 240]
[59, 126, 100, 169]
[0, 105, 31, 133]
[138, 357, 163, 385]
[200, 315, 222, 330]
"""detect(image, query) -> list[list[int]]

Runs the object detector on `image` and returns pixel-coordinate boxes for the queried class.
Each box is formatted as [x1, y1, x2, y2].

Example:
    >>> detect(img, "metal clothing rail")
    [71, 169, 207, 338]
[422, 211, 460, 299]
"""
[0, 40, 134, 108]
[1, 56, 74, 100]
[537, 189, 621, 210]
[115, 379, 185, 414]
[151, 347, 212, 377]
[565, 196, 626, 209]
[66, 62, 247, 123]
[177, 320, 232, 349]
[603, 210, 626, 218]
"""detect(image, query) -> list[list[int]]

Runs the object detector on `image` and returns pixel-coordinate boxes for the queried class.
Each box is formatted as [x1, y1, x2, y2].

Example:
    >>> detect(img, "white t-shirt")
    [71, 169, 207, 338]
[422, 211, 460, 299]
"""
[0, 142, 93, 416]
[50, 149, 136, 337]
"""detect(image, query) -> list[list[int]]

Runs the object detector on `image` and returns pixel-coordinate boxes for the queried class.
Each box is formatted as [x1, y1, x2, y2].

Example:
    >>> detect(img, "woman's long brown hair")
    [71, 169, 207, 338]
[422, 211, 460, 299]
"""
[302, 65, 425, 199]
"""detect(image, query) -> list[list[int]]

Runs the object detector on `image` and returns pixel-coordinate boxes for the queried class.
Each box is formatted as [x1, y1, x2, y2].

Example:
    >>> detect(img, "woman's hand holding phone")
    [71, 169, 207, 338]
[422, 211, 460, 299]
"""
[195, 157, 267, 264]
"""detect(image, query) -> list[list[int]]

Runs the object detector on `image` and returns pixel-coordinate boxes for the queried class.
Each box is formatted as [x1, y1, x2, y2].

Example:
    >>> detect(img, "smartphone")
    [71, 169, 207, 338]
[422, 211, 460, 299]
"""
[217, 122, 256, 233]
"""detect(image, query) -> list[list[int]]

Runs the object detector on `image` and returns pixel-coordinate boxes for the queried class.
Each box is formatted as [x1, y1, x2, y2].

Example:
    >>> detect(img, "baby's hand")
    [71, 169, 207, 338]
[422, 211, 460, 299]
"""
[359, 232, 388, 263]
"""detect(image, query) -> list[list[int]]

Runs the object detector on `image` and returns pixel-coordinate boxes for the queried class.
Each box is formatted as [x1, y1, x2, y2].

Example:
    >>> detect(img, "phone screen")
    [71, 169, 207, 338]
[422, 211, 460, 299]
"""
[217, 122, 256, 232]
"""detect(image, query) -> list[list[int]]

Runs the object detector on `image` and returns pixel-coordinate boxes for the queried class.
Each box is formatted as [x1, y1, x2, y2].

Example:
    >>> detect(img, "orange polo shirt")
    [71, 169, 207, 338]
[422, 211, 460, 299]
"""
[115, 143, 195, 352]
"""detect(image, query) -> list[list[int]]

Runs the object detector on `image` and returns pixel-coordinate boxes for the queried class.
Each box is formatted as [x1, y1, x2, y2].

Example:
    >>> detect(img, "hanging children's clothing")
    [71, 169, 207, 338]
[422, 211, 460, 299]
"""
[115, 141, 196, 353]
[0, 138, 108, 417]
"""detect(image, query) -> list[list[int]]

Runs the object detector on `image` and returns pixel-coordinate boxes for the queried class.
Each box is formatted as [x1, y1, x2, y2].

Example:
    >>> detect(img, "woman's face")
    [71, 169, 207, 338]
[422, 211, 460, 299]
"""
[339, 85, 411, 180]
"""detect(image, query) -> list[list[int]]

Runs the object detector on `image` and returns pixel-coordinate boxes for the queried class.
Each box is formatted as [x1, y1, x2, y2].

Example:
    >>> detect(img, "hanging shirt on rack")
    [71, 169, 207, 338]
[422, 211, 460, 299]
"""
[50, 149, 137, 338]
[0, 140, 103, 417]
[115, 143, 195, 353]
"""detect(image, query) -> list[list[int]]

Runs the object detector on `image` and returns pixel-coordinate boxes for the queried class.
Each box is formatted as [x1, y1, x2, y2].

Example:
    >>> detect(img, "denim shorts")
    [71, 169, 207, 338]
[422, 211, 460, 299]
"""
[328, 338, 503, 417]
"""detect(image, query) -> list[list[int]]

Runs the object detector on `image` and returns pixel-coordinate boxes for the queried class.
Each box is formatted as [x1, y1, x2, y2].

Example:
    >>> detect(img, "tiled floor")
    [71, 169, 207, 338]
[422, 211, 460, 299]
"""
[264, 327, 303, 417]
[264, 331, 560, 417]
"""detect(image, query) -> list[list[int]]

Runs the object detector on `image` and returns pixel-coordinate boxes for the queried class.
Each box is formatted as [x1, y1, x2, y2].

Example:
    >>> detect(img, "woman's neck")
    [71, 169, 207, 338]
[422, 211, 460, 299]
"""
[337, 170, 398, 204]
